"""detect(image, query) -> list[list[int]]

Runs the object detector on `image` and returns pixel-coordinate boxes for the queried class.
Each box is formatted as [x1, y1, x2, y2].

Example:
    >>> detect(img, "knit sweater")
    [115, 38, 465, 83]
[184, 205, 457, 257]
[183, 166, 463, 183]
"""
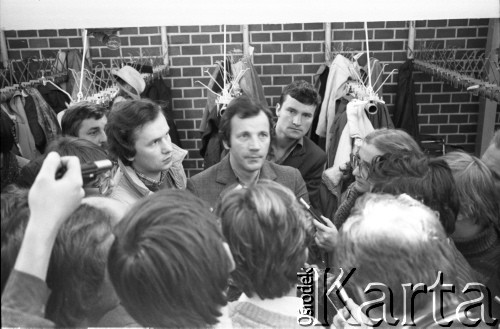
[229, 300, 305, 329]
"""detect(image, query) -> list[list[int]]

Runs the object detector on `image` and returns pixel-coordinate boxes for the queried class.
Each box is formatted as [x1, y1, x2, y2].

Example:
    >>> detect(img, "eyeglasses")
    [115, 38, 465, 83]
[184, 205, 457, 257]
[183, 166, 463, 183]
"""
[350, 151, 370, 173]
[92, 162, 118, 195]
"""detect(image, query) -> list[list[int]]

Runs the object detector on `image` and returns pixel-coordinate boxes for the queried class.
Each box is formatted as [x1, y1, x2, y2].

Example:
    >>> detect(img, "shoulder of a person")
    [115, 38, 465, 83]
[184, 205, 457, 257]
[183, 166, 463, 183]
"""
[303, 137, 327, 159]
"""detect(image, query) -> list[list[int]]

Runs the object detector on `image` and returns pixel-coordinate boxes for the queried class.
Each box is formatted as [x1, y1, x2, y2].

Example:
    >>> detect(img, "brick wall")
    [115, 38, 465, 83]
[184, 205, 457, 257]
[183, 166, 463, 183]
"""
[4, 19, 499, 176]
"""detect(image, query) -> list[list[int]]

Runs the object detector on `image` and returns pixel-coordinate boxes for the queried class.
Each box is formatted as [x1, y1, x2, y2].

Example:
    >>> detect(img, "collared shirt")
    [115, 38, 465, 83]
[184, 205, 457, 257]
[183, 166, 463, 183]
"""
[268, 137, 304, 165]
[134, 169, 169, 192]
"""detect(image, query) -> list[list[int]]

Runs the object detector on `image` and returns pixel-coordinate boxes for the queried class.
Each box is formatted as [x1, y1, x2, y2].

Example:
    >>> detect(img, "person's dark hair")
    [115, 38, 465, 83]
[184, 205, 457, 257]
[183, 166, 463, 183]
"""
[105, 99, 162, 165]
[61, 102, 108, 137]
[1, 187, 30, 294]
[1, 114, 14, 155]
[442, 151, 500, 228]
[217, 179, 313, 299]
[1, 193, 113, 327]
[369, 153, 459, 236]
[107, 189, 231, 328]
[17, 137, 109, 188]
[278, 80, 321, 108]
[45, 204, 113, 326]
[219, 95, 273, 147]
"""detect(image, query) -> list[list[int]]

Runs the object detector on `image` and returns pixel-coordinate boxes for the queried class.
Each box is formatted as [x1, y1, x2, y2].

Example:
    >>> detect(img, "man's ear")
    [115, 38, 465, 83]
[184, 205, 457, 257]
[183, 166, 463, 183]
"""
[222, 140, 230, 150]
[275, 103, 281, 117]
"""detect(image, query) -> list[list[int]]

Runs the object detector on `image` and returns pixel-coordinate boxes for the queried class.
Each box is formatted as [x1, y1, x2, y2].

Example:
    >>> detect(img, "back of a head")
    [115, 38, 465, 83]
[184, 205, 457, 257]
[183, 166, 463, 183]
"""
[369, 153, 459, 236]
[335, 193, 457, 317]
[442, 151, 500, 228]
[365, 128, 424, 157]
[61, 102, 107, 137]
[278, 80, 321, 107]
[217, 179, 313, 299]
[105, 99, 161, 165]
[107, 189, 231, 327]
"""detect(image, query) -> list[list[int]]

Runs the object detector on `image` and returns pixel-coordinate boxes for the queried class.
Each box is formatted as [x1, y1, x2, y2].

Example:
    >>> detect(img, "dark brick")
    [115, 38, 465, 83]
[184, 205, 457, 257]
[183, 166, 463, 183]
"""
[5, 30, 17, 37]
[415, 21, 427, 28]
[166, 26, 179, 33]
[459, 124, 476, 133]
[140, 26, 158, 34]
[477, 27, 489, 37]
[262, 44, 281, 53]
[273, 76, 292, 85]
[180, 26, 199, 33]
[436, 29, 456, 38]
[226, 25, 240, 32]
[176, 120, 195, 129]
[444, 39, 466, 49]
[130, 36, 149, 46]
[422, 83, 442, 93]
[427, 20, 447, 28]
[354, 30, 373, 40]
[21, 50, 41, 58]
[450, 114, 468, 123]
[8, 39, 28, 49]
[251, 44, 261, 53]
[430, 114, 449, 124]
[173, 79, 192, 88]
[284, 23, 302, 30]
[304, 64, 319, 74]
[172, 57, 191, 66]
[283, 44, 301, 52]
[302, 43, 321, 52]
[469, 19, 489, 26]
[100, 47, 121, 57]
[469, 114, 478, 123]
[254, 54, 272, 64]
[173, 99, 193, 108]
[192, 56, 211, 66]
[17, 30, 38, 37]
[432, 94, 450, 103]
[460, 103, 479, 113]
[384, 41, 404, 51]
[447, 134, 466, 144]
[121, 47, 141, 56]
[313, 53, 324, 63]
[416, 94, 431, 103]
[345, 22, 363, 29]
[343, 41, 364, 51]
[393, 51, 406, 62]
[371, 51, 391, 62]
[313, 31, 324, 41]
[274, 54, 292, 64]
[7, 50, 21, 59]
[142, 46, 160, 56]
[283, 65, 302, 74]
[149, 35, 160, 45]
[252, 33, 270, 42]
[415, 29, 435, 39]
[418, 115, 429, 124]
[366, 41, 383, 50]
[201, 25, 220, 33]
[272, 32, 291, 42]
[263, 24, 282, 31]
[395, 29, 409, 39]
[171, 35, 189, 44]
[182, 45, 201, 55]
[333, 30, 352, 41]
[68, 38, 83, 47]
[89, 48, 100, 57]
[260, 76, 272, 85]
[182, 67, 201, 77]
[367, 21, 385, 28]
[457, 28, 477, 38]
[121, 27, 138, 35]
[249, 25, 262, 32]
[420, 104, 440, 114]
[375, 30, 393, 39]
[451, 93, 471, 102]
[293, 54, 312, 63]
[28, 39, 48, 48]
[191, 35, 210, 44]
[231, 33, 243, 43]
[292, 32, 312, 41]
[448, 19, 468, 26]
[439, 125, 458, 133]
[263, 65, 282, 75]
[305, 23, 323, 30]
[40, 49, 57, 58]
[386, 21, 406, 28]
[264, 86, 283, 95]
[210, 34, 225, 43]
[467, 38, 486, 48]
[183, 90, 202, 99]
[420, 125, 439, 134]
[49, 38, 68, 48]
[171, 89, 183, 98]
[58, 29, 77, 36]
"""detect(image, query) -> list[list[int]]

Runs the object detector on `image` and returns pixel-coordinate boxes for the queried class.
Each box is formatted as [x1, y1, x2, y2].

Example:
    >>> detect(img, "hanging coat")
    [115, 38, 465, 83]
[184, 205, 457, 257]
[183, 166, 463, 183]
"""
[394, 59, 420, 140]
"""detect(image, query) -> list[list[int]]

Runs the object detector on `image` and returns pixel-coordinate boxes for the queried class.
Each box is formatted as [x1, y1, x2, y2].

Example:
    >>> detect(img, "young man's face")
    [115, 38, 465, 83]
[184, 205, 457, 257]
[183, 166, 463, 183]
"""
[130, 113, 173, 179]
[225, 111, 270, 175]
[275, 95, 316, 141]
[77, 116, 108, 148]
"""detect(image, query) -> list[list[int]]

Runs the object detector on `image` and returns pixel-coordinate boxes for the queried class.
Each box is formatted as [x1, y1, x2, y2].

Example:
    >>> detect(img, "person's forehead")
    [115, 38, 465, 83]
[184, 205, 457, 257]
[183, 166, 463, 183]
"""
[359, 142, 383, 162]
[134, 114, 169, 142]
[281, 95, 316, 114]
[230, 111, 270, 134]
[79, 116, 107, 130]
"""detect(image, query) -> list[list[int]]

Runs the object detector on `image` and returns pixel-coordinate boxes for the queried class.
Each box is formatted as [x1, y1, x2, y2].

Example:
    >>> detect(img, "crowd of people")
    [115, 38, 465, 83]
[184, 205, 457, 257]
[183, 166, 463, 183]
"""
[1, 72, 499, 327]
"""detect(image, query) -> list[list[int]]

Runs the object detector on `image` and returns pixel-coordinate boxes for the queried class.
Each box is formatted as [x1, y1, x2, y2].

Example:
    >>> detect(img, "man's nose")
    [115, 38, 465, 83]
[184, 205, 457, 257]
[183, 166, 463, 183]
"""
[161, 137, 173, 153]
[248, 136, 261, 150]
[292, 115, 301, 126]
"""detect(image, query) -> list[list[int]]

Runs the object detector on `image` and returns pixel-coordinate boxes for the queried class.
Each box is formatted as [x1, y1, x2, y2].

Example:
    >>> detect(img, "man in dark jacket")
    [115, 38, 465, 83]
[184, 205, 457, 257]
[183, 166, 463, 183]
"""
[268, 81, 326, 208]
